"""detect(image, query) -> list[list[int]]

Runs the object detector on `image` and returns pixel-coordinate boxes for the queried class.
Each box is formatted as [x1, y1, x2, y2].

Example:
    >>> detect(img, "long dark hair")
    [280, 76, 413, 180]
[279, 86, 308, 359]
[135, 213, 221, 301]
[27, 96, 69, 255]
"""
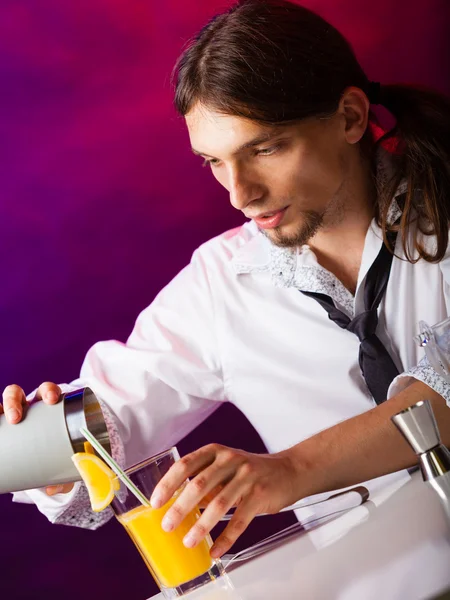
[173, 0, 450, 263]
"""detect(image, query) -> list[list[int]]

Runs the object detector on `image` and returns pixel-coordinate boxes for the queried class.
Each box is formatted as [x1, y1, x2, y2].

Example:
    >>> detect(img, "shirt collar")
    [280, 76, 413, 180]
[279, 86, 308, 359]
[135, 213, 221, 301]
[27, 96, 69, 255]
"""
[232, 231, 356, 314]
[232, 152, 407, 315]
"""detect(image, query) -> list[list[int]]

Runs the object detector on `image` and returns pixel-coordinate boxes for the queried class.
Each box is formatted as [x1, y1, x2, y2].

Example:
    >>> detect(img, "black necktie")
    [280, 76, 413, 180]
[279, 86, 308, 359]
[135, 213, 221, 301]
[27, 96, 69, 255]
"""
[302, 231, 399, 405]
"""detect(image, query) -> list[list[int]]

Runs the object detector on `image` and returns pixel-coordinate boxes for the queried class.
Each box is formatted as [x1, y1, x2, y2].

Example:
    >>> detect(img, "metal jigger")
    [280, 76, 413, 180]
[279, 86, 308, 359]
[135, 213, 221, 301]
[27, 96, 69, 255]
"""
[392, 400, 450, 521]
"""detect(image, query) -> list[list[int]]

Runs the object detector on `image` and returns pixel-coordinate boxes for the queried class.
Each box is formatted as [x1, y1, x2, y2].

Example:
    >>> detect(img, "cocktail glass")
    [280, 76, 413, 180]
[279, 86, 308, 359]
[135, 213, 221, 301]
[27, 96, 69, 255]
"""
[111, 447, 224, 599]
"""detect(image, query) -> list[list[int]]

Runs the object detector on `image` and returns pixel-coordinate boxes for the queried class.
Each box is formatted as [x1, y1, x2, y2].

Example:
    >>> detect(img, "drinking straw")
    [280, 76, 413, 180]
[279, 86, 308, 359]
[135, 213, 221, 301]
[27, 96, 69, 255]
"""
[80, 426, 151, 507]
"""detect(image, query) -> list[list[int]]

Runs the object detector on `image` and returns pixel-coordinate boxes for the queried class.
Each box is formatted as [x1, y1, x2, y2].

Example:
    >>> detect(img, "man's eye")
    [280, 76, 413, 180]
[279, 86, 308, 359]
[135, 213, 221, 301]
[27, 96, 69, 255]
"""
[202, 158, 221, 168]
[255, 145, 279, 156]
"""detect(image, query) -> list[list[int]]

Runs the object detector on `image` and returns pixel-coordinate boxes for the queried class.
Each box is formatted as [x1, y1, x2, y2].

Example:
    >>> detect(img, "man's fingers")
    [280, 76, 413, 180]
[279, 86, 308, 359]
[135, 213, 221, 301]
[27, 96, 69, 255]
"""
[35, 383, 62, 405]
[1, 383, 61, 424]
[150, 445, 218, 509]
[1, 383, 62, 424]
[199, 484, 225, 508]
[45, 483, 75, 496]
[209, 496, 257, 558]
[180, 475, 250, 551]
[2, 385, 27, 423]
[159, 463, 233, 534]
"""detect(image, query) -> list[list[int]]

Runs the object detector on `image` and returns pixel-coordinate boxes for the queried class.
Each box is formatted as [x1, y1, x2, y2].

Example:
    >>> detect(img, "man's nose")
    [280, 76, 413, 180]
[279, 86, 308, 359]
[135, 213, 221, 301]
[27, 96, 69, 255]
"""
[227, 165, 263, 211]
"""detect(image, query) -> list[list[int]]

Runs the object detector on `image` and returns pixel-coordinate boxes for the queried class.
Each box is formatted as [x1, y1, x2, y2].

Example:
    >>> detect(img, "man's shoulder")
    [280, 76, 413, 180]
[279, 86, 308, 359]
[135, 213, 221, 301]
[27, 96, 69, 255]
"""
[195, 220, 259, 264]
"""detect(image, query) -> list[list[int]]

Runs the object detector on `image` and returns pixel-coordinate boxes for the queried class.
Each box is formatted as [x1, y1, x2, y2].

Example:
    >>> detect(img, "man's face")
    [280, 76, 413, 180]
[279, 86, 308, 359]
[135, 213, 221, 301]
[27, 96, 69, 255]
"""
[186, 103, 353, 248]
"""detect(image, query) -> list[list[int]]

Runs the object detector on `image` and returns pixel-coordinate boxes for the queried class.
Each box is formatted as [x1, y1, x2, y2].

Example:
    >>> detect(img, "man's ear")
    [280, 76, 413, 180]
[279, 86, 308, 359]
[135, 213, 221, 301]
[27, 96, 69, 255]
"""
[338, 86, 370, 144]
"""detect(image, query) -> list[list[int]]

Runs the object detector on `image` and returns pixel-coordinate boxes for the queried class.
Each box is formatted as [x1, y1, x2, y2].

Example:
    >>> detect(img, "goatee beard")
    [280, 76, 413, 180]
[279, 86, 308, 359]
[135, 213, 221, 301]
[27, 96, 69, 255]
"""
[261, 210, 324, 248]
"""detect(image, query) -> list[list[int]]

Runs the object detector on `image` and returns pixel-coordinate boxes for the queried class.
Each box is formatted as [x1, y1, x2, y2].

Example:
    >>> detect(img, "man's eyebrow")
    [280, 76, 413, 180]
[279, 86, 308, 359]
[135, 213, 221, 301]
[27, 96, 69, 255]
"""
[191, 131, 282, 158]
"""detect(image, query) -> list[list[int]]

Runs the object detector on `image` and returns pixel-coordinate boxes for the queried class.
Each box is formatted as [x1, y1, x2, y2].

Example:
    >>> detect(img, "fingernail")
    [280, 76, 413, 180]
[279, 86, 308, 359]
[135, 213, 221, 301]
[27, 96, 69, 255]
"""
[183, 533, 197, 548]
[150, 493, 162, 509]
[161, 515, 174, 532]
[47, 485, 64, 495]
[210, 545, 222, 558]
[45, 391, 59, 404]
[7, 408, 20, 423]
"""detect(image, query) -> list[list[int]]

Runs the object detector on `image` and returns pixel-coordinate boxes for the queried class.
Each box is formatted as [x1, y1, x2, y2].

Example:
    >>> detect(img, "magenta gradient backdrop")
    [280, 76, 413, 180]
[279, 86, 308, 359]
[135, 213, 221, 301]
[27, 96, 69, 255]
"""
[0, 1, 449, 598]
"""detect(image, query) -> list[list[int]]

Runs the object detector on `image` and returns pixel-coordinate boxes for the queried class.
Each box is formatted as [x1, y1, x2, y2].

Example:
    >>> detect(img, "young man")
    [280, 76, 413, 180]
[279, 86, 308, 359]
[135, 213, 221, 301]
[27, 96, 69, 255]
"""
[3, 0, 450, 558]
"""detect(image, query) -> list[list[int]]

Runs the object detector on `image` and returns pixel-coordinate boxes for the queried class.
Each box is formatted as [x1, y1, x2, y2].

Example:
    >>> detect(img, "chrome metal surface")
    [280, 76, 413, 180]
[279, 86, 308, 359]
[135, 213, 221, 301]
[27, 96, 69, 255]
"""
[63, 387, 111, 454]
[392, 399, 450, 527]
[420, 446, 450, 480]
[429, 472, 450, 521]
[392, 399, 440, 455]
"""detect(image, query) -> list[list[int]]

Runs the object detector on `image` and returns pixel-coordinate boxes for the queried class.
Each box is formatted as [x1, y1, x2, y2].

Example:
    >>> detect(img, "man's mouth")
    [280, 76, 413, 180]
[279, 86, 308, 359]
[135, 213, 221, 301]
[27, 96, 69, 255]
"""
[251, 207, 288, 230]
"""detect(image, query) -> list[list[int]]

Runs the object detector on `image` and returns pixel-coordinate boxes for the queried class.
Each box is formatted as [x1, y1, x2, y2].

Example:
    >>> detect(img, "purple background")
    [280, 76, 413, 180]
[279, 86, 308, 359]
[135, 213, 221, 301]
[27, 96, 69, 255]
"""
[0, 1, 449, 598]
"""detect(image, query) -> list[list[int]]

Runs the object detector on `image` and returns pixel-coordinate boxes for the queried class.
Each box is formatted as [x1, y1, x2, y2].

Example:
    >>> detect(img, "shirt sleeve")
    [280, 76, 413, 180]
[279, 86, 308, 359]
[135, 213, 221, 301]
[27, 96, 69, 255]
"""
[388, 355, 450, 407]
[12, 248, 226, 527]
[388, 237, 450, 407]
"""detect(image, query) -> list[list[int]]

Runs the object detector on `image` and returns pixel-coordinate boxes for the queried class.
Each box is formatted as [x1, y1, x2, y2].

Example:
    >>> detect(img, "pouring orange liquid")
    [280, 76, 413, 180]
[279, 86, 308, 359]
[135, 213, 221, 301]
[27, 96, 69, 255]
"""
[117, 496, 213, 588]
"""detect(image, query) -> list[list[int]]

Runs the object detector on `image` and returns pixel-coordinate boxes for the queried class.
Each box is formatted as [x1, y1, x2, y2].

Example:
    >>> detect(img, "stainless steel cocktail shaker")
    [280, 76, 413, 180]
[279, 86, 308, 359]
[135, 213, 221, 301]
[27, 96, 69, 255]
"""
[0, 387, 110, 493]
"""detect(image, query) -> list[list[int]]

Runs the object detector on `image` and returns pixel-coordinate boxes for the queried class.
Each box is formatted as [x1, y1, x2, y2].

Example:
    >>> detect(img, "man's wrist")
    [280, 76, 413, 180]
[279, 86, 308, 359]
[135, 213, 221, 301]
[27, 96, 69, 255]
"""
[276, 439, 330, 500]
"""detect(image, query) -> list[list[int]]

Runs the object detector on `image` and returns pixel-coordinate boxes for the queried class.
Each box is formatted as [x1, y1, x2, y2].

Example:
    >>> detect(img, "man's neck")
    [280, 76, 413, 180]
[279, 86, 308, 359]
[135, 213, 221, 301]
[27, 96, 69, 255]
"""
[307, 155, 376, 295]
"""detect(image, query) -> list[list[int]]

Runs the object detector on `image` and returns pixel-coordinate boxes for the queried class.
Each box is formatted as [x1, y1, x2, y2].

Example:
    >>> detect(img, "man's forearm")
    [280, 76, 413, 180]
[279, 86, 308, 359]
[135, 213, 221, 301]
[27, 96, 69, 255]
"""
[284, 381, 450, 497]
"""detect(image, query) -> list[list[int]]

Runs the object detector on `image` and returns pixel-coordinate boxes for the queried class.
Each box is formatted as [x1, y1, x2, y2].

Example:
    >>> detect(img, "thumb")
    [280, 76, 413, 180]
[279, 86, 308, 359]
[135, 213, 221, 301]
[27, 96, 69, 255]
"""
[45, 483, 75, 496]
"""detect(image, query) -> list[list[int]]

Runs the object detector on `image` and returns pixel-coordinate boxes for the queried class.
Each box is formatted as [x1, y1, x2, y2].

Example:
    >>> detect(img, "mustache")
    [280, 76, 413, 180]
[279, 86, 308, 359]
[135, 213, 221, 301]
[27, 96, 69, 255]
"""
[260, 209, 324, 248]
[243, 198, 291, 217]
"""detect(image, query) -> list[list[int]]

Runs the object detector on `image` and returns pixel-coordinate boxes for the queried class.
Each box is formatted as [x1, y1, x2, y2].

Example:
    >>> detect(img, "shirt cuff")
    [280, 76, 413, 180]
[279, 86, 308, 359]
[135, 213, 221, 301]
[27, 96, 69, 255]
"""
[13, 482, 112, 530]
[388, 355, 450, 407]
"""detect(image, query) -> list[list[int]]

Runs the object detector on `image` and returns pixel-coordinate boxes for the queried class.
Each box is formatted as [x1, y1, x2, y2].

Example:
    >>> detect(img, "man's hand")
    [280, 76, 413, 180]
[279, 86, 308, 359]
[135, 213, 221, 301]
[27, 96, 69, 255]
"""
[1, 382, 74, 496]
[150, 444, 301, 558]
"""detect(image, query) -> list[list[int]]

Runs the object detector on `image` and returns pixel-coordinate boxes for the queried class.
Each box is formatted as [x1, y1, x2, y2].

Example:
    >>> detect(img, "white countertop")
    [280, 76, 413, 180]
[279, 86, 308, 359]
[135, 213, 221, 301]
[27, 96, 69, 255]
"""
[149, 471, 450, 600]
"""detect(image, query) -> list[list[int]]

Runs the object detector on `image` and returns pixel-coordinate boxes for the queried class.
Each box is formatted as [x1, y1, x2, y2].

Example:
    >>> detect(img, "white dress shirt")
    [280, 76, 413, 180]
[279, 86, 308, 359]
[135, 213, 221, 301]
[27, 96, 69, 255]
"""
[13, 185, 450, 528]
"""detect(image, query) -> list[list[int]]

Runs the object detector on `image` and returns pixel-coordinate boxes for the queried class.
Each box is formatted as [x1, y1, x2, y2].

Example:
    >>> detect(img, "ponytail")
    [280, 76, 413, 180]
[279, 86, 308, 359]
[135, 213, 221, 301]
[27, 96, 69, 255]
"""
[375, 85, 450, 262]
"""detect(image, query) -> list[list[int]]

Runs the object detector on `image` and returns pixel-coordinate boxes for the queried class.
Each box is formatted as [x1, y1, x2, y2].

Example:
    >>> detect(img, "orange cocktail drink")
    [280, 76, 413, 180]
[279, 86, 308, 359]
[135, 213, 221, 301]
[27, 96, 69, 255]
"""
[111, 448, 223, 598]
[117, 495, 213, 587]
